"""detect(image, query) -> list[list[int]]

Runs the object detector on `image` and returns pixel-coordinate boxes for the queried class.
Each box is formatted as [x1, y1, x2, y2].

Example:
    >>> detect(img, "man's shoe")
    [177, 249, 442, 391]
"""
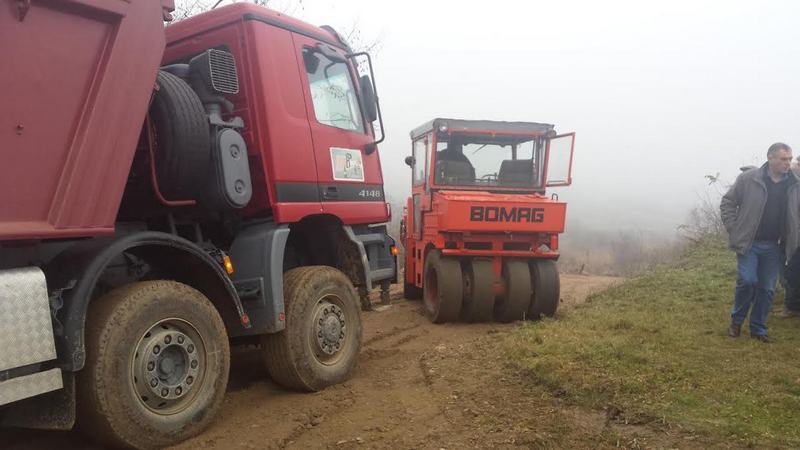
[728, 323, 741, 337]
[751, 334, 773, 343]
[780, 307, 800, 318]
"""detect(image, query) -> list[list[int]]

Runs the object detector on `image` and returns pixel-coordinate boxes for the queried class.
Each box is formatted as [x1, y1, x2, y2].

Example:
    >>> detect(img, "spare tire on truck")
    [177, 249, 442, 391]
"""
[149, 70, 211, 200]
[76, 281, 230, 449]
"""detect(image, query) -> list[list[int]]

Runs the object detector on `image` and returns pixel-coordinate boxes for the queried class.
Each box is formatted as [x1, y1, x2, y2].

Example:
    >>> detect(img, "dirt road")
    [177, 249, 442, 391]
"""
[5, 274, 622, 449]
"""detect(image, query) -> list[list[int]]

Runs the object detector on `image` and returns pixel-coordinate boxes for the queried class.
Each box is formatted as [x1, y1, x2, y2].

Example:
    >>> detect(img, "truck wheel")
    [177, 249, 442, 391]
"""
[403, 281, 423, 300]
[150, 70, 210, 200]
[423, 250, 462, 323]
[528, 260, 560, 319]
[461, 258, 495, 322]
[263, 266, 362, 392]
[494, 259, 532, 323]
[77, 281, 230, 449]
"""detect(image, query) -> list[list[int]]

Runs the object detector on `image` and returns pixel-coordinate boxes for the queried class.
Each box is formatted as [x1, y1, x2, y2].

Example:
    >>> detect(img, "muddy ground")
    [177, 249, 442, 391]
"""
[5, 274, 672, 450]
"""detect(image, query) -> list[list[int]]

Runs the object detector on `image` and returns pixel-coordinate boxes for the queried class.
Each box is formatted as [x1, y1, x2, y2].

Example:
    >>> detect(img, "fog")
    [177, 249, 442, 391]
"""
[181, 0, 800, 236]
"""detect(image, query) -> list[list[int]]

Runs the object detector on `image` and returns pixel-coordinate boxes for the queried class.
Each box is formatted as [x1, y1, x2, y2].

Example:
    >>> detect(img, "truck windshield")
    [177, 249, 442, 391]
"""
[303, 48, 364, 133]
[433, 134, 545, 189]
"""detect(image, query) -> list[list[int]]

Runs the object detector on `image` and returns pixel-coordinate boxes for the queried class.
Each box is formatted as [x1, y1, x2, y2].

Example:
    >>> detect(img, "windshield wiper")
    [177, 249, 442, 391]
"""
[470, 144, 488, 155]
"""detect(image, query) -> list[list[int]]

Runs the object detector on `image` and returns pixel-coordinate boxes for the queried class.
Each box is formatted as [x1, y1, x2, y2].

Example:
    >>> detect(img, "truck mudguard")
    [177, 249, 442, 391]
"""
[228, 222, 290, 335]
[45, 232, 246, 372]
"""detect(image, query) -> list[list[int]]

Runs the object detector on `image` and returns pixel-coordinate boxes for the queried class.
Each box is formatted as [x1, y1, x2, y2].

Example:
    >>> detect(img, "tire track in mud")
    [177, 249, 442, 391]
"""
[393, 329, 426, 346]
[362, 322, 421, 346]
[418, 352, 436, 388]
[360, 329, 429, 363]
[6, 276, 624, 450]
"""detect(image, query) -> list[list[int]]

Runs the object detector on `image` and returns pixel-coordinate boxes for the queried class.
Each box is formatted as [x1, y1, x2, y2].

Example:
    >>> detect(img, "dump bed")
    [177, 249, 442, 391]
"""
[0, 0, 174, 241]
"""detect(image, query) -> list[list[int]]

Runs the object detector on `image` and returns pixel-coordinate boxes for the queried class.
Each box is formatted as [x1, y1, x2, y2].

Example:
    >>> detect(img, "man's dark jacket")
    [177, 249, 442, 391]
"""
[720, 164, 800, 261]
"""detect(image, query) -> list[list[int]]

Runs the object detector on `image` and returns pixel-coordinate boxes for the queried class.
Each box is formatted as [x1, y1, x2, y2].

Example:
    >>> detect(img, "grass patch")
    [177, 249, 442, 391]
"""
[506, 236, 800, 447]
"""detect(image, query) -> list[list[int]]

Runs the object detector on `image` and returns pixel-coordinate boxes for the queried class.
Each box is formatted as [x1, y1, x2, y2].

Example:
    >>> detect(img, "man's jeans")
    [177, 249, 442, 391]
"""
[732, 240, 781, 336]
[785, 249, 800, 312]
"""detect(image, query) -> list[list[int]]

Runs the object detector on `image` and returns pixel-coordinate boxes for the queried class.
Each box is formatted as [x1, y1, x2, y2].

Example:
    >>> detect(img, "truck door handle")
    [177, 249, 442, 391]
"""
[323, 186, 339, 200]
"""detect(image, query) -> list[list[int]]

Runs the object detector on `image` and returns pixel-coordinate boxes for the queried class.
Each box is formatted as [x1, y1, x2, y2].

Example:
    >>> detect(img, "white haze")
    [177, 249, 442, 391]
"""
[179, 0, 800, 236]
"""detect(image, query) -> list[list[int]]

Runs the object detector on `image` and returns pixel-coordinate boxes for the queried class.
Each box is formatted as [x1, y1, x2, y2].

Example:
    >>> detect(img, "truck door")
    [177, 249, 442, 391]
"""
[293, 35, 386, 224]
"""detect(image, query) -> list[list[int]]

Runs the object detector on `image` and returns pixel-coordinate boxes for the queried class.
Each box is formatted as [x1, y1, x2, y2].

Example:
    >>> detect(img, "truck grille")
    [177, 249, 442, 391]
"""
[208, 49, 239, 95]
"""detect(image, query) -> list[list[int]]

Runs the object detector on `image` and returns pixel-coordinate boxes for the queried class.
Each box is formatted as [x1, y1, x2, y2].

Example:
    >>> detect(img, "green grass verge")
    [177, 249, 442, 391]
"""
[506, 236, 800, 447]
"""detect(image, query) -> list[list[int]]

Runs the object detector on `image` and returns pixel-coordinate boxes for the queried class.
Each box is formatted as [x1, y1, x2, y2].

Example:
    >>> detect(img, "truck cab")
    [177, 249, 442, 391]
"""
[161, 4, 390, 225]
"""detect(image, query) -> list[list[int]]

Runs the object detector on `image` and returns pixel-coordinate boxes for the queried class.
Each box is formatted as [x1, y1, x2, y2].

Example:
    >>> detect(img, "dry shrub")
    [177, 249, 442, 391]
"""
[559, 228, 684, 277]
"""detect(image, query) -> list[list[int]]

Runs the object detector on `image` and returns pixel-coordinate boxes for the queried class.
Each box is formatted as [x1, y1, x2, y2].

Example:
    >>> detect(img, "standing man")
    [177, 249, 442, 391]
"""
[783, 249, 800, 317]
[784, 156, 800, 317]
[720, 143, 800, 342]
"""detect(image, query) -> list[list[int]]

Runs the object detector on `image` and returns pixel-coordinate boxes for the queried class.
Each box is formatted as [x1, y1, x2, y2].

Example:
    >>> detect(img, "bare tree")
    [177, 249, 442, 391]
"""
[338, 20, 383, 55]
[678, 174, 728, 242]
[170, 0, 381, 55]
[172, 1, 293, 23]
[171, 0, 210, 21]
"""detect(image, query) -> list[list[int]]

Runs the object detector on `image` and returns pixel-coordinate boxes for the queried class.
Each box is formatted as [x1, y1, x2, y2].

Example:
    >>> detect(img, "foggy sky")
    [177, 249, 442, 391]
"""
[181, 0, 800, 235]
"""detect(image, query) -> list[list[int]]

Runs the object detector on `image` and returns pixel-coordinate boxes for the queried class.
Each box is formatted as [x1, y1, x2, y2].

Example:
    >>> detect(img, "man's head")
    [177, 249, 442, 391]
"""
[443, 139, 463, 155]
[767, 142, 793, 176]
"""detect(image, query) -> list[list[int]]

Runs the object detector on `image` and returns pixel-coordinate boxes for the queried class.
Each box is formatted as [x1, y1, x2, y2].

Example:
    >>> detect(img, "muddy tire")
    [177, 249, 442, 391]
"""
[263, 266, 362, 392]
[423, 250, 463, 323]
[528, 260, 560, 319]
[403, 281, 423, 300]
[494, 259, 532, 323]
[461, 258, 495, 322]
[76, 281, 230, 449]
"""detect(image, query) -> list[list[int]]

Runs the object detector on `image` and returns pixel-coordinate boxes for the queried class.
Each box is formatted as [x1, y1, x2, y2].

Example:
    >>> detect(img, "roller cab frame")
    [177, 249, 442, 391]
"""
[400, 118, 574, 324]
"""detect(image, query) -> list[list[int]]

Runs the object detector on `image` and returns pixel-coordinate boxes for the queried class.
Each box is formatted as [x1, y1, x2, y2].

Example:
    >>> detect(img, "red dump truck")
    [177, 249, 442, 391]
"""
[0, 1, 395, 447]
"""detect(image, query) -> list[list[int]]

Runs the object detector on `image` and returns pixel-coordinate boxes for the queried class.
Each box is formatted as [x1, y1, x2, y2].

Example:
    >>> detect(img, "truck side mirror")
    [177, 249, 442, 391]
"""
[359, 75, 378, 123]
[404, 156, 415, 167]
[303, 50, 321, 74]
[347, 51, 385, 152]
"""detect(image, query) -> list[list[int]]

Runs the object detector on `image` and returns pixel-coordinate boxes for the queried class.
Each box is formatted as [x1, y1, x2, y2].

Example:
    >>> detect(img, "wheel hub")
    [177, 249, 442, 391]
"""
[132, 319, 205, 414]
[313, 302, 346, 356]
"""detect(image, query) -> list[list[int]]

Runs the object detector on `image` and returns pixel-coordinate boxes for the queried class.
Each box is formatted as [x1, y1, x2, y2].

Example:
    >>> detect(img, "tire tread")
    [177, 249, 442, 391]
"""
[77, 281, 229, 449]
[263, 266, 362, 392]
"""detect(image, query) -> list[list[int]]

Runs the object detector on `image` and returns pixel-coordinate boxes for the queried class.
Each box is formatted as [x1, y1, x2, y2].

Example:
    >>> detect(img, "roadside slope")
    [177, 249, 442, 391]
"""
[506, 237, 800, 448]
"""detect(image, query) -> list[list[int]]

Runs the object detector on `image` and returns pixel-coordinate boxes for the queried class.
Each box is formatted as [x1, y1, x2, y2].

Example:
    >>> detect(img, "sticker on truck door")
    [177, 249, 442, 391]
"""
[330, 147, 365, 181]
